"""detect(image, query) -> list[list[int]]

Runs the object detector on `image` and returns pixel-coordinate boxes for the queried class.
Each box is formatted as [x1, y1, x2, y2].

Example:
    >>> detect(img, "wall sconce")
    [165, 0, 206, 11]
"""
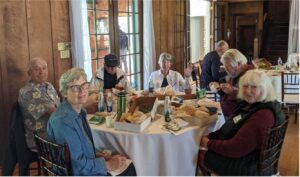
[227, 28, 231, 40]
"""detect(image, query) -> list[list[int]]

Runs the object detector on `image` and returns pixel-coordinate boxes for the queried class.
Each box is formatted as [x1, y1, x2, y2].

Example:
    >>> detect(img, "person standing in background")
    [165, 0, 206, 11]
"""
[119, 27, 129, 74]
[200, 40, 229, 90]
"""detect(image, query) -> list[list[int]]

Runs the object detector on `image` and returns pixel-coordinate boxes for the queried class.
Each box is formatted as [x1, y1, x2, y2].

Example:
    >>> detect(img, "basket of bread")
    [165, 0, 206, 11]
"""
[154, 85, 177, 100]
[114, 111, 151, 132]
[171, 104, 218, 127]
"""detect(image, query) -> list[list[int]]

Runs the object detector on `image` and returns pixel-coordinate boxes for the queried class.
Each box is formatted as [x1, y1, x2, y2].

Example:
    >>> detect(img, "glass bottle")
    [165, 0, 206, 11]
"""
[98, 90, 104, 112]
[277, 57, 283, 70]
[164, 96, 171, 122]
[106, 92, 113, 113]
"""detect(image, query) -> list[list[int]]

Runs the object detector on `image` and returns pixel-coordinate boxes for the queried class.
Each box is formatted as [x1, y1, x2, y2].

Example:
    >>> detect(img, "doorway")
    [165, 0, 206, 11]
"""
[233, 14, 258, 61]
[238, 25, 256, 59]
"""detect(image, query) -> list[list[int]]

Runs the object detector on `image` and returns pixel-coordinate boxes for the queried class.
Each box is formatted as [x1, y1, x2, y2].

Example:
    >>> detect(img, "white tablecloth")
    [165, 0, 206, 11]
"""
[90, 114, 225, 176]
[265, 70, 299, 102]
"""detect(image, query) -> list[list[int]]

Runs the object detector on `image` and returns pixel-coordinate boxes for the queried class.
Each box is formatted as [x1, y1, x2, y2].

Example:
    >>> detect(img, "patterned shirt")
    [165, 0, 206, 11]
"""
[18, 81, 60, 151]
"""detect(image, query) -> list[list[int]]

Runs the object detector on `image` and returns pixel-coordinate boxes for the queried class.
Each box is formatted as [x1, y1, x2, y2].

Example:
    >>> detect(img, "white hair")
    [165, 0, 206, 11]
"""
[27, 57, 47, 72]
[59, 68, 87, 97]
[238, 69, 277, 102]
[221, 49, 247, 67]
[158, 52, 173, 66]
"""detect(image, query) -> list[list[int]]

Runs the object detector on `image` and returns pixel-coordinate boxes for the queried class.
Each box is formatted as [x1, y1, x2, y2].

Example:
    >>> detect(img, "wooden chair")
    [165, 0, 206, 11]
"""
[192, 61, 220, 102]
[196, 117, 289, 176]
[34, 132, 72, 176]
[281, 72, 299, 123]
[258, 117, 289, 175]
[2, 102, 41, 176]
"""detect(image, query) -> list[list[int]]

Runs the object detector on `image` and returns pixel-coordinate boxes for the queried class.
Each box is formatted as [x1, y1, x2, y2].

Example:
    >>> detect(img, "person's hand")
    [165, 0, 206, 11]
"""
[220, 83, 234, 94]
[209, 82, 220, 92]
[105, 155, 127, 171]
[115, 83, 124, 91]
[200, 136, 210, 148]
[184, 63, 193, 77]
[46, 106, 56, 115]
[96, 151, 110, 160]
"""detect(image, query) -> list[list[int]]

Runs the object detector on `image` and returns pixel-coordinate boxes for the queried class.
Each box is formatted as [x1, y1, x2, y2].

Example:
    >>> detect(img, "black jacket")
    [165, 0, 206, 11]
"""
[204, 101, 284, 176]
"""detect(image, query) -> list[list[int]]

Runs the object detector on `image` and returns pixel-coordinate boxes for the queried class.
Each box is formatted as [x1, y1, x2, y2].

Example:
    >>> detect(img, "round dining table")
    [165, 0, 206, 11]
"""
[89, 114, 224, 176]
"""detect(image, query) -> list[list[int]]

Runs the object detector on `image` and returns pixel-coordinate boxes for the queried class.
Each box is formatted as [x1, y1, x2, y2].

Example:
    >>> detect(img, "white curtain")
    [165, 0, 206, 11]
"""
[143, 0, 156, 89]
[288, 0, 299, 54]
[69, 0, 93, 80]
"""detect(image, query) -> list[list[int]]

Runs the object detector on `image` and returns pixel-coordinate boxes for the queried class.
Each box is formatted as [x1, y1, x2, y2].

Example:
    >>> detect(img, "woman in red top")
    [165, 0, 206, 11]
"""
[199, 69, 284, 175]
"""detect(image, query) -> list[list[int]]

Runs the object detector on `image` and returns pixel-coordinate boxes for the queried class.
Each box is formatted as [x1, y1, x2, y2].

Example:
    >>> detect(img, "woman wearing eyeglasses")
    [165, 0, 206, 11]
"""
[46, 68, 136, 176]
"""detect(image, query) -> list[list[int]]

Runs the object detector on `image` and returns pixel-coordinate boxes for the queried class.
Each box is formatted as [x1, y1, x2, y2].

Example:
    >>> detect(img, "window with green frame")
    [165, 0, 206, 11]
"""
[86, 0, 143, 90]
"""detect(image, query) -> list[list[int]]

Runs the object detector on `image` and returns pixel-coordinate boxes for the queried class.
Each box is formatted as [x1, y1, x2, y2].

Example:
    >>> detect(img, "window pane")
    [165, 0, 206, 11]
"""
[118, 13, 129, 33]
[130, 73, 141, 90]
[97, 35, 111, 58]
[96, 0, 108, 10]
[129, 34, 139, 54]
[129, 13, 139, 33]
[131, 54, 140, 73]
[120, 54, 129, 74]
[88, 10, 95, 34]
[118, 0, 128, 12]
[129, 0, 138, 13]
[96, 11, 109, 34]
[86, 0, 94, 9]
[90, 35, 97, 59]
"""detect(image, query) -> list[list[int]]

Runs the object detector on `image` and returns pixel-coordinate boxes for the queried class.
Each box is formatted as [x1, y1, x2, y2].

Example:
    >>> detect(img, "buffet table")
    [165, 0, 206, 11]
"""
[90, 114, 225, 176]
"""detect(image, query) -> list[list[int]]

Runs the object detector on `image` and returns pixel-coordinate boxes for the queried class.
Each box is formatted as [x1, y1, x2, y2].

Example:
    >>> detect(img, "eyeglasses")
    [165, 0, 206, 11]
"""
[68, 82, 90, 93]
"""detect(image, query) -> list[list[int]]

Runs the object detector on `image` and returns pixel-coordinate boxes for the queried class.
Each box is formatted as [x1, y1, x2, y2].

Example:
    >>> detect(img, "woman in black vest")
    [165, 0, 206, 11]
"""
[199, 69, 284, 175]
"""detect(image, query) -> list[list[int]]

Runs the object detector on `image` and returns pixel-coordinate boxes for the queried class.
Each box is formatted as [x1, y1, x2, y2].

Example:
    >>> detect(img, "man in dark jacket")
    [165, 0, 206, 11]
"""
[200, 40, 229, 90]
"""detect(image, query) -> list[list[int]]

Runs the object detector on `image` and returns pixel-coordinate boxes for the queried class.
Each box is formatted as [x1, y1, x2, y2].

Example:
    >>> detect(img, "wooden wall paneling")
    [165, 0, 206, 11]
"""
[0, 0, 30, 164]
[152, 0, 187, 74]
[228, 1, 263, 49]
[167, 0, 175, 68]
[26, 0, 54, 84]
[153, 0, 160, 70]
[160, 0, 168, 60]
[50, 0, 72, 90]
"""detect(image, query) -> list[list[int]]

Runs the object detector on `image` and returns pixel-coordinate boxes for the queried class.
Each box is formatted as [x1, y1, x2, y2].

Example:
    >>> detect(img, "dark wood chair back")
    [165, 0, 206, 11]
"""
[196, 117, 289, 176]
[34, 132, 72, 176]
[258, 117, 289, 175]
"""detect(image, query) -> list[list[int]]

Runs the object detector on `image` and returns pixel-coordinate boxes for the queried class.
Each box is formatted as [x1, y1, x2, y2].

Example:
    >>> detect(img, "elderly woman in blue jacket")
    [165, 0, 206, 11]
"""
[47, 68, 135, 176]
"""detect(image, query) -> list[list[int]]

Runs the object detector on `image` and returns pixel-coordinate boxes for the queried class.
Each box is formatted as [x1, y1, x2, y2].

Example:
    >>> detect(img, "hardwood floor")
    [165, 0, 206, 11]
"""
[278, 114, 299, 176]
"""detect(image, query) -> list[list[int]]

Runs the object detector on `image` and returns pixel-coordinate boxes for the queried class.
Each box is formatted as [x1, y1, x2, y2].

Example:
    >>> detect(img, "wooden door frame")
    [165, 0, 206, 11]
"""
[232, 13, 259, 49]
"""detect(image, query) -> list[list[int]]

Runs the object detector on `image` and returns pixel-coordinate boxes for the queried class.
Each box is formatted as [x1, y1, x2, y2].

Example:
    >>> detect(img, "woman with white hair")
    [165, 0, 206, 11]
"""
[199, 69, 285, 175]
[47, 68, 136, 176]
[214, 49, 255, 118]
[149, 52, 188, 92]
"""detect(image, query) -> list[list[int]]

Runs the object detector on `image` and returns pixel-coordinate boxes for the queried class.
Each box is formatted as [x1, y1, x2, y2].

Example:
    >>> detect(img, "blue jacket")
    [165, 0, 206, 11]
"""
[47, 100, 107, 176]
[200, 51, 221, 89]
